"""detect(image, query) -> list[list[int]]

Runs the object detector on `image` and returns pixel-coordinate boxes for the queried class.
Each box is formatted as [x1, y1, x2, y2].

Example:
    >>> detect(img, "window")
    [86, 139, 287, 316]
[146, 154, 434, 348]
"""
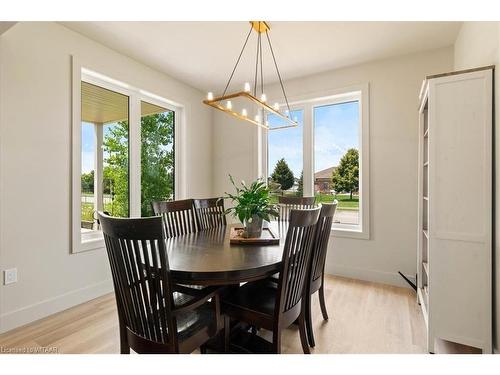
[264, 85, 369, 238]
[314, 101, 359, 226]
[140, 101, 175, 217]
[72, 62, 181, 253]
[80, 82, 130, 244]
[267, 109, 304, 201]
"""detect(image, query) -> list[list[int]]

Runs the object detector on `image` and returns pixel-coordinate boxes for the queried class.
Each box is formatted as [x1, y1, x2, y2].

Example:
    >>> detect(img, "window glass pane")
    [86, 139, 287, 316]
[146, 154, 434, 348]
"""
[268, 110, 304, 202]
[103, 120, 129, 217]
[140, 101, 175, 217]
[81, 122, 95, 231]
[81, 81, 129, 233]
[314, 101, 359, 225]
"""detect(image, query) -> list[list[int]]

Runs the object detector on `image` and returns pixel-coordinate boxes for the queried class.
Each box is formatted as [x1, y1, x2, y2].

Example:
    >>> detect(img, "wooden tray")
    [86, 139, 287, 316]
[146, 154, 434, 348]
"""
[229, 227, 279, 245]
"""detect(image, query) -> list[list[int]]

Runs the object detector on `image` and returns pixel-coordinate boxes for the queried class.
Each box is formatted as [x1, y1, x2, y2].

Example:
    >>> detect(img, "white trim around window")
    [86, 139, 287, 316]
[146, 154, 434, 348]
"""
[71, 56, 184, 253]
[263, 83, 370, 240]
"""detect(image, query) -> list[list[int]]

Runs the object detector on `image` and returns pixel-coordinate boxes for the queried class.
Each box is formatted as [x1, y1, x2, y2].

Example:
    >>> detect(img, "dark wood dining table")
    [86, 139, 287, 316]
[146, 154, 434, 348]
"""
[166, 222, 287, 286]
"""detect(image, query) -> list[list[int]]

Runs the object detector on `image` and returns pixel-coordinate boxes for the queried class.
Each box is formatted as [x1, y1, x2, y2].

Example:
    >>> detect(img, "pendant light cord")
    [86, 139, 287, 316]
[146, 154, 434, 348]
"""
[253, 29, 260, 96]
[220, 22, 293, 123]
[259, 31, 264, 95]
[222, 24, 253, 98]
[265, 30, 292, 116]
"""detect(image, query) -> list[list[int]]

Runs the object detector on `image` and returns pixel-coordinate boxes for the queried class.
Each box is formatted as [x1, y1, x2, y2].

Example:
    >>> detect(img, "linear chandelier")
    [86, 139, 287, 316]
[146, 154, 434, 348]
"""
[203, 21, 297, 131]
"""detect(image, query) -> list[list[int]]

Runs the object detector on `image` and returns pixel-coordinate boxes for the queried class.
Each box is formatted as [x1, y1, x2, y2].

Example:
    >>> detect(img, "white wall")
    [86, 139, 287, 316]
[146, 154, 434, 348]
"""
[453, 21, 500, 353]
[0, 22, 213, 333]
[213, 47, 454, 287]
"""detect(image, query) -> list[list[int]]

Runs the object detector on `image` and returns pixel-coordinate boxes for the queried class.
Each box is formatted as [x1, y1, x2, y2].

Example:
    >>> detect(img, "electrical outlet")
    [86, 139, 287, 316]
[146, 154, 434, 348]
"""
[4, 268, 17, 285]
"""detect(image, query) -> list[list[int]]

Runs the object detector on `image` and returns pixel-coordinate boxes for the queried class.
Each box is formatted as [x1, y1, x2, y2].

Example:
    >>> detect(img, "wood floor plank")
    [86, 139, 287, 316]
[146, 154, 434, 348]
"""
[0, 276, 480, 354]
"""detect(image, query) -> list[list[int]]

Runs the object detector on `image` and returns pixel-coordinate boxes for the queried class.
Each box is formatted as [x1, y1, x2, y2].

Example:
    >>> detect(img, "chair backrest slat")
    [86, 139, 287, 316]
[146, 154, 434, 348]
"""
[276, 207, 320, 315]
[98, 212, 176, 350]
[277, 196, 316, 222]
[151, 199, 199, 238]
[194, 198, 227, 230]
[310, 202, 337, 284]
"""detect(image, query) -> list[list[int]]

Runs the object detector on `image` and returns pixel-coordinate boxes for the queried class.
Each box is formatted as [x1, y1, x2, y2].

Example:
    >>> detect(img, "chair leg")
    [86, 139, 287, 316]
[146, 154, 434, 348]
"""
[319, 283, 329, 321]
[119, 323, 130, 354]
[272, 329, 282, 354]
[305, 292, 315, 347]
[298, 311, 311, 354]
[223, 315, 231, 353]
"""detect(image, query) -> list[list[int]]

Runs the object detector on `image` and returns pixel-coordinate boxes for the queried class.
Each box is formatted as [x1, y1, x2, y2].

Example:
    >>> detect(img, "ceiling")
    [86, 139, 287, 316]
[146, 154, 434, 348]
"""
[63, 22, 462, 93]
[0, 22, 16, 35]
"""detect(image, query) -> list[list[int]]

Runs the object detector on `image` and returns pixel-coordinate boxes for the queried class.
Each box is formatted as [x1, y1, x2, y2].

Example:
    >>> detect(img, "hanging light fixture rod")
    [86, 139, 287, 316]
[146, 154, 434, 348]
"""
[203, 21, 297, 131]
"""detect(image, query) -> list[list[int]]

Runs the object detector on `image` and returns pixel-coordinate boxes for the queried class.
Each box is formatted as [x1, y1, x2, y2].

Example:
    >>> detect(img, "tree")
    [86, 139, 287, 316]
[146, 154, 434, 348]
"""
[332, 148, 359, 199]
[271, 158, 295, 191]
[297, 170, 303, 196]
[102, 111, 174, 218]
[103, 121, 130, 217]
[81, 170, 94, 194]
[140, 112, 174, 216]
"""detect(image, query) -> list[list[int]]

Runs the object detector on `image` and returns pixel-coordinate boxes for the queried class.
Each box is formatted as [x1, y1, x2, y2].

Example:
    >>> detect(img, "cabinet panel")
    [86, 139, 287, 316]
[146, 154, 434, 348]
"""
[431, 75, 491, 241]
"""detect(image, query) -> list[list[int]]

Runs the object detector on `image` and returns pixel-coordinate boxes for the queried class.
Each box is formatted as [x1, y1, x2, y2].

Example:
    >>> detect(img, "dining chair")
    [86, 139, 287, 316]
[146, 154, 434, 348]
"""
[193, 198, 226, 230]
[98, 212, 221, 354]
[277, 196, 316, 222]
[221, 207, 321, 354]
[151, 199, 199, 237]
[304, 201, 337, 347]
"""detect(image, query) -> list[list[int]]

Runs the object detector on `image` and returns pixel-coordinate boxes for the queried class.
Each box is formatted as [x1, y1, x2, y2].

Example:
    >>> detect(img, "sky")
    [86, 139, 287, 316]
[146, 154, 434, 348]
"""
[81, 122, 122, 173]
[81, 122, 95, 173]
[268, 101, 359, 178]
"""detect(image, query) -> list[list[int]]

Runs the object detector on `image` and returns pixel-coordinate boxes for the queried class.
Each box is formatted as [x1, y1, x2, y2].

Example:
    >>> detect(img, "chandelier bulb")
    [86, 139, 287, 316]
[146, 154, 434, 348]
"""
[244, 82, 251, 92]
[226, 100, 232, 110]
[241, 108, 248, 117]
[207, 92, 214, 101]
[260, 93, 267, 102]
[273, 102, 280, 111]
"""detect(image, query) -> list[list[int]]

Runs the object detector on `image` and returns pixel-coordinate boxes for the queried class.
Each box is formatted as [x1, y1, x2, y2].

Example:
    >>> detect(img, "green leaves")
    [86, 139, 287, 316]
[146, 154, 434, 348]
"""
[223, 175, 279, 224]
[332, 148, 359, 199]
[101, 111, 175, 218]
[271, 158, 295, 191]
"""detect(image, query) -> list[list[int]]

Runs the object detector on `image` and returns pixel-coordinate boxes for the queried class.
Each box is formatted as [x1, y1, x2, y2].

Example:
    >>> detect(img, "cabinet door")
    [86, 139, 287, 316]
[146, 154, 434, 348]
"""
[428, 69, 492, 352]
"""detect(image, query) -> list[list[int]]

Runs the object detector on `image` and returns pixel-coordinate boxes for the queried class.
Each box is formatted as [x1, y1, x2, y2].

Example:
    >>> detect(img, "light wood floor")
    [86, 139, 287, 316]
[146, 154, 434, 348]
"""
[0, 275, 480, 354]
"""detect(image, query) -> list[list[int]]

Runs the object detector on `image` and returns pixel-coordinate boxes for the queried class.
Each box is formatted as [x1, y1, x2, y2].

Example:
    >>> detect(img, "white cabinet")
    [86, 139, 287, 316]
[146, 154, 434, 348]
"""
[417, 66, 493, 353]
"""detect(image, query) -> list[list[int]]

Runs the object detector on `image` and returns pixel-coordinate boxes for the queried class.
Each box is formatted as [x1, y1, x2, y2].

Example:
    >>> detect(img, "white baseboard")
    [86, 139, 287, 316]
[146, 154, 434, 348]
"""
[0, 279, 113, 334]
[327, 264, 416, 289]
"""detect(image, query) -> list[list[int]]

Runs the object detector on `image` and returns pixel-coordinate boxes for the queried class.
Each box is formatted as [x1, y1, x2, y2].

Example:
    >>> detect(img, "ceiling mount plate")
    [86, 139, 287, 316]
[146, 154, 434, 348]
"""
[250, 21, 270, 33]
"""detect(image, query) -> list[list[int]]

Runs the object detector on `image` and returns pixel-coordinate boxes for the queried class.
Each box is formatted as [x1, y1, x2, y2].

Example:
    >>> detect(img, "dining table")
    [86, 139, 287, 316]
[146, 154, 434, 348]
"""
[166, 221, 287, 286]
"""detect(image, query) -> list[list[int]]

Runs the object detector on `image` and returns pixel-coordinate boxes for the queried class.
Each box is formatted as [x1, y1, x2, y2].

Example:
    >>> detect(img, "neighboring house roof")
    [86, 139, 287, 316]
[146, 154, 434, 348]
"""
[314, 166, 337, 181]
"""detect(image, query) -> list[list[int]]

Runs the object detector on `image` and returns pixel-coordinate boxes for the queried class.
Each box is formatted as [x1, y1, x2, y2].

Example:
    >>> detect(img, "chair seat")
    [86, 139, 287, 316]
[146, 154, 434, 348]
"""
[222, 280, 278, 317]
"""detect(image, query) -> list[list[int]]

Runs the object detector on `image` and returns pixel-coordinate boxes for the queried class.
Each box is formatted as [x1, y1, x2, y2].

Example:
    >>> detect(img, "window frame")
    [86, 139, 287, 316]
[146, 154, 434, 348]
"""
[71, 57, 183, 253]
[264, 83, 370, 239]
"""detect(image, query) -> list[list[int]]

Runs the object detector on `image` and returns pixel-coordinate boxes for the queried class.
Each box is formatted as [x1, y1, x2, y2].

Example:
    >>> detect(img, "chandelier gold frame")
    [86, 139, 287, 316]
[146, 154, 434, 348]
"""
[203, 21, 298, 131]
[203, 91, 297, 130]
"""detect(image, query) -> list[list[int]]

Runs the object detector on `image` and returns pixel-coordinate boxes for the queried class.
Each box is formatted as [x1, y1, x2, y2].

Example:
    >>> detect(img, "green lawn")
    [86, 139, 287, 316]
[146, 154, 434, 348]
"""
[315, 193, 359, 210]
[270, 192, 358, 211]
[81, 202, 118, 223]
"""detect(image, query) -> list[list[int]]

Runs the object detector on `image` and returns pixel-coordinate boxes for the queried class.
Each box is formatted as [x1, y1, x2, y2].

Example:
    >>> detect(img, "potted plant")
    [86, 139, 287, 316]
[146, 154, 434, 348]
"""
[222, 175, 279, 238]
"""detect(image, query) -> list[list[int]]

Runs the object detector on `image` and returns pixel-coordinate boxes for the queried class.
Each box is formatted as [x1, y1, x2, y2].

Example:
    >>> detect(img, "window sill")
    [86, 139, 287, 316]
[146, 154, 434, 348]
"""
[80, 236, 105, 252]
[331, 226, 369, 240]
